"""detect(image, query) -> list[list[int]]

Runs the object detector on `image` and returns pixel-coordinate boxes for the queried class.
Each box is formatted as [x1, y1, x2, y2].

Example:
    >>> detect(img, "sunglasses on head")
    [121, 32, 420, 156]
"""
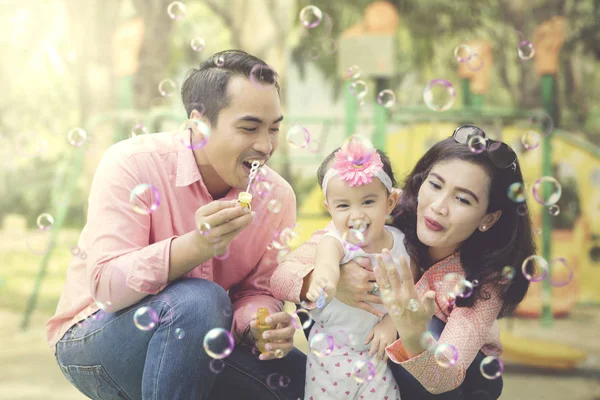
[452, 125, 517, 171]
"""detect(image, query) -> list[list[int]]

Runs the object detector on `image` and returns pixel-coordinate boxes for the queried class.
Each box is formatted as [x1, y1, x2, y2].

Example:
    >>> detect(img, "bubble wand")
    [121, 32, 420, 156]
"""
[238, 160, 261, 211]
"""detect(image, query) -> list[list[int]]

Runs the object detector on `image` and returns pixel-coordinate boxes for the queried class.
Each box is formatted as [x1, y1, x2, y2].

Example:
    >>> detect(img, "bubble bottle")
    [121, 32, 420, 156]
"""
[256, 307, 271, 354]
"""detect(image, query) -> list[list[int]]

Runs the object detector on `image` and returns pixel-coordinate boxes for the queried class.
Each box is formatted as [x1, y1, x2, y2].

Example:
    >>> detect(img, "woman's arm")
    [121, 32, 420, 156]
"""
[386, 284, 504, 394]
[305, 235, 344, 303]
[270, 228, 328, 304]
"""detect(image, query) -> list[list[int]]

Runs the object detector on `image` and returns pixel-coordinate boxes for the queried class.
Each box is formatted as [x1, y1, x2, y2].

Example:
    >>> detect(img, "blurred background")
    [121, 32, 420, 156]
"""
[1, 0, 599, 399]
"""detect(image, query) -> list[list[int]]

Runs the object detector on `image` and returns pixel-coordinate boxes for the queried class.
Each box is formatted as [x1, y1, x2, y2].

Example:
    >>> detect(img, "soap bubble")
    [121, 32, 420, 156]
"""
[133, 306, 158, 331]
[453, 44, 472, 63]
[299, 5, 323, 28]
[130, 184, 161, 215]
[175, 328, 186, 339]
[548, 205, 560, 216]
[203, 328, 235, 359]
[424, 79, 456, 112]
[167, 1, 186, 20]
[36, 213, 54, 231]
[67, 128, 87, 147]
[480, 356, 504, 379]
[350, 80, 368, 99]
[291, 309, 313, 330]
[309, 332, 334, 357]
[507, 182, 526, 203]
[377, 89, 396, 108]
[517, 41, 535, 60]
[347, 65, 361, 80]
[158, 79, 177, 97]
[547, 257, 574, 287]
[532, 177, 562, 206]
[434, 343, 459, 367]
[521, 255, 549, 282]
[286, 125, 310, 149]
[521, 131, 540, 150]
[190, 37, 206, 52]
[352, 359, 376, 383]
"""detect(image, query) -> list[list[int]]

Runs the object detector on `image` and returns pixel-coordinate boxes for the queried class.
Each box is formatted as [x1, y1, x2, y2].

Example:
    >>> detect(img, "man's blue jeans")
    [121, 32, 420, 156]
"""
[55, 279, 306, 399]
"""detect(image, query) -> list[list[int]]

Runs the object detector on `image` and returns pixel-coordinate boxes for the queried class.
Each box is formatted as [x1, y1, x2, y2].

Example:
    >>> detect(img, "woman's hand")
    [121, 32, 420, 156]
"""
[365, 314, 397, 361]
[374, 250, 436, 356]
[336, 257, 385, 318]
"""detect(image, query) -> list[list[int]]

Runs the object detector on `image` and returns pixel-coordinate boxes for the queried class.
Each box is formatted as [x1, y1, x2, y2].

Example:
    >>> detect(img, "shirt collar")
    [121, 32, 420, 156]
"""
[175, 129, 202, 187]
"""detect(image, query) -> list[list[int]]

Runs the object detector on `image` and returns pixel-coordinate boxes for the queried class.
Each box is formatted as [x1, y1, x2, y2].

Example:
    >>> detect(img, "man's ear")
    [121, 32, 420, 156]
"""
[386, 189, 400, 214]
[190, 108, 208, 122]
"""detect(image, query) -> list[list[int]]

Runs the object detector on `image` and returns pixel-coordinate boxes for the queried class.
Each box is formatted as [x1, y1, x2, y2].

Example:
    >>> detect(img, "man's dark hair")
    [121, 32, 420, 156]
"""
[181, 50, 280, 126]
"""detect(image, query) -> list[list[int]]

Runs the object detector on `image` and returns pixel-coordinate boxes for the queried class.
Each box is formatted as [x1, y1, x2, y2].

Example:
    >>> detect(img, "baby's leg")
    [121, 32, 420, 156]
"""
[357, 361, 401, 400]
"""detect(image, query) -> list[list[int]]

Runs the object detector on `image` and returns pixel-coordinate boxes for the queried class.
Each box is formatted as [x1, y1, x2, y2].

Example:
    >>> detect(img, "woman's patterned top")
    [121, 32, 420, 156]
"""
[271, 225, 504, 395]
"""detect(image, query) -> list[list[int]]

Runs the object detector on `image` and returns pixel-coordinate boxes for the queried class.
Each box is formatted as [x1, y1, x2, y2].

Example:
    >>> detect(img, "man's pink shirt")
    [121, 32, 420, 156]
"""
[47, 130, 296, 352]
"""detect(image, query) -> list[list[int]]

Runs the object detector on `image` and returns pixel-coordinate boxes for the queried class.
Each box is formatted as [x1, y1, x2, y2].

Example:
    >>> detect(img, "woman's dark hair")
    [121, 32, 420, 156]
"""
[181, 50, 280, 126]
[393, 137, 534, 318]
[317, 147, 397, 191]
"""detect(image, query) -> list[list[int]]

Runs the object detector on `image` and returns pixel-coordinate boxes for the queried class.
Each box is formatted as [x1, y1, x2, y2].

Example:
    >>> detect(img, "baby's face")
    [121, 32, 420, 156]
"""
[324, 175, 395, 249]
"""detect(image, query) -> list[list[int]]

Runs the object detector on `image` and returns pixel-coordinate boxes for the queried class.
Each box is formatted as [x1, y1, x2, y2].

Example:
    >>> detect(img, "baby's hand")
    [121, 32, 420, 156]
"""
[365, 314, 398, 361]
[306, 274, 337, 305]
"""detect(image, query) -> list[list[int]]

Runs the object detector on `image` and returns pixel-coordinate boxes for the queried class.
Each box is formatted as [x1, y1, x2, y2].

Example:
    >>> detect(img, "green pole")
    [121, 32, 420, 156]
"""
[373, 78, 388, 151]
[471, 94, 484, 111]
[374, 104, 387, 151]
[345, 80, 358, 138]
[461, 79, 472, 108]
[540, 74, 555, 328]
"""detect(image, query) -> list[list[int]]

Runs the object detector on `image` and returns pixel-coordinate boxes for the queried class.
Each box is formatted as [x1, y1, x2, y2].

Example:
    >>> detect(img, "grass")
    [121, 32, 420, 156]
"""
[0, 229, 81, 316]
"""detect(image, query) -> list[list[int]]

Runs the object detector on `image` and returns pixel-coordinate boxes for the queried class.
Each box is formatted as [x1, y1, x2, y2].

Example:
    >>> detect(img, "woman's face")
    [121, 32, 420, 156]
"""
[416, 159, 499, 260]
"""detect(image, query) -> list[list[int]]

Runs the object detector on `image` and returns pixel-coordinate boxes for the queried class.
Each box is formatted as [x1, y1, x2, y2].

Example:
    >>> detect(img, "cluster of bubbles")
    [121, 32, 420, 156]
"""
[268, 225, 301, 263]
[299, 5, 337, 60]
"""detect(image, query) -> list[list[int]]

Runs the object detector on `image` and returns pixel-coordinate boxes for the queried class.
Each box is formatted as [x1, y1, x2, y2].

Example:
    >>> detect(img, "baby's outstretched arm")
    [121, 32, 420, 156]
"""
[305, 235, 344, 304]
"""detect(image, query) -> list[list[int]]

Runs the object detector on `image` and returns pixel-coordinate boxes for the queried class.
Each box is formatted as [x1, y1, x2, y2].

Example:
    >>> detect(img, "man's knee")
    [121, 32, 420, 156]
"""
[161, 278, 232, 326]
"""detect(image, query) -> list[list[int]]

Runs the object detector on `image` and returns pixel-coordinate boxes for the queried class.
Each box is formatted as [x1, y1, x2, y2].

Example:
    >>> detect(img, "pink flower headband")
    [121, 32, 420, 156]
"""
[321, 145, 393, 196]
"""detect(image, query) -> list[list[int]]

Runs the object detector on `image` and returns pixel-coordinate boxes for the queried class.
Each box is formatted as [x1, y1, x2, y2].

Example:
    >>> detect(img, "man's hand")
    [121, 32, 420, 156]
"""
[249, 311, 296, 360]
[365, 314, 397, 362]
[194, 200, 255, 255]
[336, 257, 385, 318]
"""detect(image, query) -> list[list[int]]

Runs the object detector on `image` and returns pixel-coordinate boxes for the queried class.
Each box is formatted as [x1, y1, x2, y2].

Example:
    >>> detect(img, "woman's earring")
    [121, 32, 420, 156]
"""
[481, 225, 487, 231]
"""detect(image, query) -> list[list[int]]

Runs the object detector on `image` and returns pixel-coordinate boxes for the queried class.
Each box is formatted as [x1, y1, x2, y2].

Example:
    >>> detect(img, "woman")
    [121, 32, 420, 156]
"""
[271, 125, 535, 399]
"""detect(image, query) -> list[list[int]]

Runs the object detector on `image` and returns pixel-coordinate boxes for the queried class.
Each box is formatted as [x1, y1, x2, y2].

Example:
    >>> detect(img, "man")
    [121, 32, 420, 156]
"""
[47, 50, 305, 399]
